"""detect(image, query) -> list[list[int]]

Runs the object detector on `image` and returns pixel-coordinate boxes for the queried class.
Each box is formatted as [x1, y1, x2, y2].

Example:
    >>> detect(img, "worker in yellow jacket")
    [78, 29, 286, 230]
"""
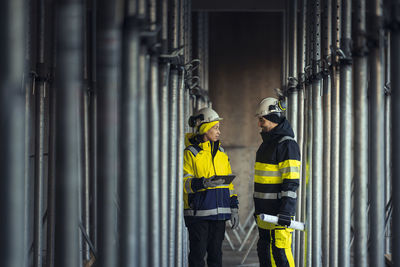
[183, 107, 239, 267]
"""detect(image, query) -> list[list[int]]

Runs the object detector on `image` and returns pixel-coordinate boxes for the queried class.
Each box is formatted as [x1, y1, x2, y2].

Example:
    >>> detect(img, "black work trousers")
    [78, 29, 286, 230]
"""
[187, 220, 226, 267]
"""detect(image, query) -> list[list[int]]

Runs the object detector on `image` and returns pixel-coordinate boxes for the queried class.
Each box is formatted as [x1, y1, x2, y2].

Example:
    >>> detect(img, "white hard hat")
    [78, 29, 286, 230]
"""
[255, 97, 286, 117]
[188, 107, 223, 128]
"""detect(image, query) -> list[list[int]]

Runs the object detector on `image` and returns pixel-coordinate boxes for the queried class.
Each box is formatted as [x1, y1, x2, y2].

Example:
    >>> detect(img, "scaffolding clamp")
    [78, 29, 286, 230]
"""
[337, 39, 353, 66]
[159, 47, 185, 67]
[286, 77, 298, 93]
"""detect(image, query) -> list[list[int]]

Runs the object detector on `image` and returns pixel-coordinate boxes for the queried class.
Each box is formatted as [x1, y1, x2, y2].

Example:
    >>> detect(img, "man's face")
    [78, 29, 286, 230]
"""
[258, 117, 277, 132]
[204, 122, 221, 142]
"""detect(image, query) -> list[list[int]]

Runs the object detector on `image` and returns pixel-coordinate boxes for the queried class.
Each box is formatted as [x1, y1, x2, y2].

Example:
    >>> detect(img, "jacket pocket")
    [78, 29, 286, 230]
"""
[274, 228, 293, 249]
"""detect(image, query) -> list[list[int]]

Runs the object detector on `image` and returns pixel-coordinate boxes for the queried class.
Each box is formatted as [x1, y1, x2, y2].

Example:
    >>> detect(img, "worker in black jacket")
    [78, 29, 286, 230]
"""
[253, 97, 301, 267]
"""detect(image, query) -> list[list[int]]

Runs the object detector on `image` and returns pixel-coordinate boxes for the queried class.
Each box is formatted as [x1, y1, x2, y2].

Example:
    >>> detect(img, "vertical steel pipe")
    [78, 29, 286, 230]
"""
[137, 2, 150, 265]
[311, 0, 323, 266]
[298, 1, 307, 265]
[119, 1, 140, 265]
[338, 0, 353, 266]
[138, 39, 150, 267]
[0, 0, 26, 266]
[54, 0, 83, 266]
[321, 0, 332, 265]
[368, 0, 385, 266]
[149, 52, 161, 267]
[176, 67, 186, 267]
[287, 0, 298, 136]
[46, 5, 56, 263]
[89, 0, 98, 253]
[148, 1, 160, 266]
[169, 68, 179, 267]
[353, 0, 369, 265]
[159, 1, 170, 265]
[390, 0, 400, 263]
[384, 32, 391, 254]
[176, 1, 185, 266]
[329, 0, 341, 266]
[33, 0, 47, 265]
[160, 61, 171, 267]
[33, 75, 45, 267]
[96, 0, 120, 265]
[168, 0, 179, 265]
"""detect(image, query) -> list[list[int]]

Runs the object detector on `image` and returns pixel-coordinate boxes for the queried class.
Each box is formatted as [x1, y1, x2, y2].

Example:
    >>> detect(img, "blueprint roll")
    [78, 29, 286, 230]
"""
[260, 214, 305, 231]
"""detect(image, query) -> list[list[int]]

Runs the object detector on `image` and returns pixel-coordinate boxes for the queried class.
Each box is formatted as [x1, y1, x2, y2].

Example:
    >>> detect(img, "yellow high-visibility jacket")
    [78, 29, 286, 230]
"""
[254, 119, 301, 230]
[183, 133, 238, 225]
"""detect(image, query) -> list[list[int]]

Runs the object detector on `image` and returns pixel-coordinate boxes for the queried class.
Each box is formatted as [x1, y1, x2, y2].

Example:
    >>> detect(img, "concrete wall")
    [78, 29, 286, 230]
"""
[208, 12, 283, 222]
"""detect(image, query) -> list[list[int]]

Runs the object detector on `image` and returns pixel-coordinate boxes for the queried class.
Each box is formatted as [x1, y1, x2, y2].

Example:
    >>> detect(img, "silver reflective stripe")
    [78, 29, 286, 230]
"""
[254, 192, 279, 199]
[229, 189, 235, 196]
[279, 136, 295, 143]
[183, 173, 193, 178]
[187, 146, 199, 156]
[184, 177, 194, 193]
[254, 170, 280, 177]
[184, 207, 231, 217]
[280, 166, 300, 174]
[219, 146, 224, 152]
[281, 191, 297, 198]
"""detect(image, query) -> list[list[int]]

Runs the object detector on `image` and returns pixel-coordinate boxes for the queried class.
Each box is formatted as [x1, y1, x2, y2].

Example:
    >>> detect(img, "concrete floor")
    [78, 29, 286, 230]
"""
[221, 224, 260, 266]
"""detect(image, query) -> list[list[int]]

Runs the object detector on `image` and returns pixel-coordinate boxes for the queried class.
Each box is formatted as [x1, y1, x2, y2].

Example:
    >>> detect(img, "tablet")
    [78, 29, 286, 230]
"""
[210, 174, 236, 185]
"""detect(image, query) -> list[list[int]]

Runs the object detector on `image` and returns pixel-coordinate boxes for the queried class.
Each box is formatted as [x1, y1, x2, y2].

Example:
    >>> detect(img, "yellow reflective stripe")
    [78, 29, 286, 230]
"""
[270, 233, 277, 267]
[278, 159, 301, 169]
[255, 175, 282, 184]
[282, 172, 300, 179]
[255, 162, 279, 172]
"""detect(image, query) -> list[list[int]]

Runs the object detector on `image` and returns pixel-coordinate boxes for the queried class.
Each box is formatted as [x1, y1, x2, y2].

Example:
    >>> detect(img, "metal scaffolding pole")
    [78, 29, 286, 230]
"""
[82, 0, 96, 261]
[96, 0, 120, 265]
[89, 0, 98, 254]
[33, 0, 47, 265]
[311, 1, 323, 266]
[353, 0, 369, 265]
[54, 0, 83, 266]
[148, 1, 161, 266]
[391, 0, 400, 264]
[287, 0, 298, 136]
[169, 67, 179, 267]
[384, 32, 392, 255]
[138, 31, 150, 267]
[338, 0, 353, 266]
[286, 0, 299, 261]
[321, 0, 332, 265]
[368, 0, 385, 266]
[46, 5, 56, 263]
[297, 1, 307, 265]
[159, 1, 170, 265]
[0, 0, 26, 266]
[176, 1, 185, 266]
[119, 0, 140, 265]
[329, 0, 341, 266]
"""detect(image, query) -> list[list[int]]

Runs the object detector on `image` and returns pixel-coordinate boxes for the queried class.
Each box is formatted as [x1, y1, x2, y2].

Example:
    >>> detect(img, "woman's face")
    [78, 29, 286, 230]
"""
[204, 122, 221, 142]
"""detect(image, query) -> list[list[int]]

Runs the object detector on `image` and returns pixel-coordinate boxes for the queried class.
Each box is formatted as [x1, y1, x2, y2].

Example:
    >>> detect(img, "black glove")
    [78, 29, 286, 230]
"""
[203, 177, 224, 188]
[277, 213, 291, 227]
